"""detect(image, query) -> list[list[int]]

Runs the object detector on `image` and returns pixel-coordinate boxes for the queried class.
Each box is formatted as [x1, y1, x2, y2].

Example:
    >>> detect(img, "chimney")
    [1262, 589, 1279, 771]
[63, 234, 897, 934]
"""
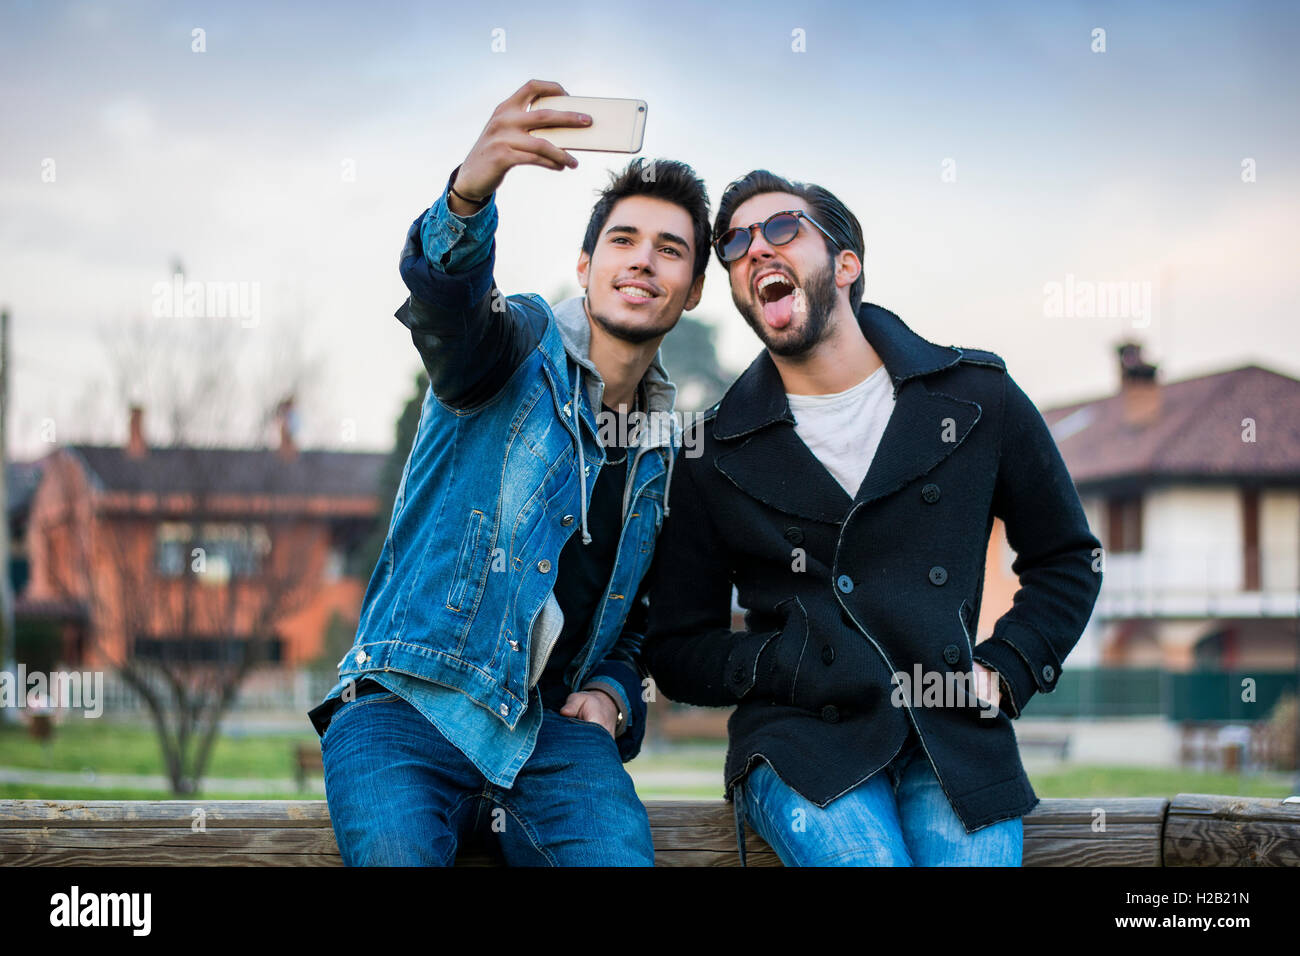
[276, 396, 298, 460]
[1116, 342, 1160, 426]
[127, 404, 147, 458]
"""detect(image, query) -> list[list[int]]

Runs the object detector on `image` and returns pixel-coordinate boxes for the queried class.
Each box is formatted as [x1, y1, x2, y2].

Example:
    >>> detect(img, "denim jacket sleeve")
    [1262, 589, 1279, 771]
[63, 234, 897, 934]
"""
[582, 570, 652, 762]
[972, 372, 1103, 718]
[419, 166, 498, 275]
[394, 170, 542, 409]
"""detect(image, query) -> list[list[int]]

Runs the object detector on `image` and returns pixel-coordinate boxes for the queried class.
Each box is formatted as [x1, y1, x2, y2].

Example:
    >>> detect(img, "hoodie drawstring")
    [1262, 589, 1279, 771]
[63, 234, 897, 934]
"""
[573, 369, 592, 545]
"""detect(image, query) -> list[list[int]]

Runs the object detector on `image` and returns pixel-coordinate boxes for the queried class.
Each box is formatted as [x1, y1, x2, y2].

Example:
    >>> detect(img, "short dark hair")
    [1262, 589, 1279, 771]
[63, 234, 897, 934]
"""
[582, 158, 712, 282]
[713, 170, 865, 310]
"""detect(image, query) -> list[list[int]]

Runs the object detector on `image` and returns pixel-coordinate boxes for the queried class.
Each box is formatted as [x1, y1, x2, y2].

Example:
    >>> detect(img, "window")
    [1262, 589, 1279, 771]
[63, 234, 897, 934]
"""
[1241, 489, 1260, 591]
[155, 523, 271, 581]
[1106, 496, 1143, 553]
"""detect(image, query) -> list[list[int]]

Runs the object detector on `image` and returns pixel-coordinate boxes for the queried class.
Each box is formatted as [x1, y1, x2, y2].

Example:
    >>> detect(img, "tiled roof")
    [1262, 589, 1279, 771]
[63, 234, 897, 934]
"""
[1042, 365, 1300, 486]
[67, 445, 389, 498]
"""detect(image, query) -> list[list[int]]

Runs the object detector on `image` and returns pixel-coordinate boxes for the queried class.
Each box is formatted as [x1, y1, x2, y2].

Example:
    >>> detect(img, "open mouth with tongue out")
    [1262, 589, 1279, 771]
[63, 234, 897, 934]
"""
[755, 270, 798, 329]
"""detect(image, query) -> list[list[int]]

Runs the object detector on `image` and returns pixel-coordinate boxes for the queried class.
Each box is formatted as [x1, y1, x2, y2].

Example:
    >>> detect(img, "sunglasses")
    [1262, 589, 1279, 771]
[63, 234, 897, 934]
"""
[714, 209, 840, 263]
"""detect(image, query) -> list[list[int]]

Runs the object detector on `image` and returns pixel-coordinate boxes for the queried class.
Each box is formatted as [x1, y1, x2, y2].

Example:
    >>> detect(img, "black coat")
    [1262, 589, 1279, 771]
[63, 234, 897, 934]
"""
[643, 302, 1103, 832]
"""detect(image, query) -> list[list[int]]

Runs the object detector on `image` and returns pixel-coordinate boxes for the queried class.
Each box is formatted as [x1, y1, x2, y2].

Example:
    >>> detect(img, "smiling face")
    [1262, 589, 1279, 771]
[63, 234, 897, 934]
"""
[723, 192, 851, 357]
[577, 195, 704, 345]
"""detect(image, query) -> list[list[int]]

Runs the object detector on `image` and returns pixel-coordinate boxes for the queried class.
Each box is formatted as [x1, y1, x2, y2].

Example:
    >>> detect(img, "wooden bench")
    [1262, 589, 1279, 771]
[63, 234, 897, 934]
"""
[1, 794, 1298, 866]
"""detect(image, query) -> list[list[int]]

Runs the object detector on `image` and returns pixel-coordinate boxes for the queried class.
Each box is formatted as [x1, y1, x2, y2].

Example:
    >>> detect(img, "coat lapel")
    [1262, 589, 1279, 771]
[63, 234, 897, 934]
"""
[711, 303, 981, 523]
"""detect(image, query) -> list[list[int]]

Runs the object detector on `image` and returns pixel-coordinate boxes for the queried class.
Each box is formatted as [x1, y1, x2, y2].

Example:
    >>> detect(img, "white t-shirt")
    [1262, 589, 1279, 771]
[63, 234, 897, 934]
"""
[785, 363, 895, 499]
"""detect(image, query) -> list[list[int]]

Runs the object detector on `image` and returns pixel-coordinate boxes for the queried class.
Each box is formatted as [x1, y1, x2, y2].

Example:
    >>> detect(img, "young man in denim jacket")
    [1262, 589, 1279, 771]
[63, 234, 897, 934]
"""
[308, 80, 710, 866]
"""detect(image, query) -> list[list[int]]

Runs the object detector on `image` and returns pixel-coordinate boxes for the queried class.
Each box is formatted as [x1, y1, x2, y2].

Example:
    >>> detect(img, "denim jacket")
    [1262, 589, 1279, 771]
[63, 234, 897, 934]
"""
[310, 176, 678, 778]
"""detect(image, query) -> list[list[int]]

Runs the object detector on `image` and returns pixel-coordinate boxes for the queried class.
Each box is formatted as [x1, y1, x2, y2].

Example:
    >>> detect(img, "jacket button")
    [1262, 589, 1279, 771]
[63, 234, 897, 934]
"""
[922, 483, 941, 504]
[943, 644, 961, 666]
[563, 403, 572, 416]
[731, 666, 745, 685]
[928, 566, 948, 586]
[509, 640, 519, 651]
[821, 644, 835, 665]
[836, 574, 854, 594]
[561, 515, 575, 526]
[499, 703, 509, 717]
[1042, 664, 1056, 683]
[537, 559, 552, 573]
[355, 650, 369, 665]
[784, 526, 804, 545]
[821, 704, 840, 723]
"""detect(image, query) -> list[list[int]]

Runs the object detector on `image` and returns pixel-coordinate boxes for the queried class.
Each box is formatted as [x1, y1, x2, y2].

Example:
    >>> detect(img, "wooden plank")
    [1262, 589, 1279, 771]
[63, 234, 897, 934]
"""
[0, 828, 342, 867]
[0, 800, 331, 828]
[1164, 793, 1300, 867]
[2, 794, 1294, 867]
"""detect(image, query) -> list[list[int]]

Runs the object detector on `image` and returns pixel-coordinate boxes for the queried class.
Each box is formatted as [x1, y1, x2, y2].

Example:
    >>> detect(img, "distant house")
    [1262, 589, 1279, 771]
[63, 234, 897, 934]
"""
[19, 402, 387, 672]
[978, 344, 1300, 673]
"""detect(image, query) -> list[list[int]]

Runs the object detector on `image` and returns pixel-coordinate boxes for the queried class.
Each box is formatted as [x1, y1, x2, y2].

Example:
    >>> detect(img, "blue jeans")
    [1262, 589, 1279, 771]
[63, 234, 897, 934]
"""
[735, 736, 1023, 867]
[321, 687, 654, 866]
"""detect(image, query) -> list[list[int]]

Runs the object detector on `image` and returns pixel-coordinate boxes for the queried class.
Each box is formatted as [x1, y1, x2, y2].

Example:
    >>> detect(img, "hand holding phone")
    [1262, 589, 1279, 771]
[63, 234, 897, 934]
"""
[451, 79, 592, 211]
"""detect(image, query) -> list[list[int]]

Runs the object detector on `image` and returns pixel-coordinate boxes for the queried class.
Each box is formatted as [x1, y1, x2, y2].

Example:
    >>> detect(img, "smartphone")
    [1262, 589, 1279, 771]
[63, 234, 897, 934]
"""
[528, 96, 647, 153]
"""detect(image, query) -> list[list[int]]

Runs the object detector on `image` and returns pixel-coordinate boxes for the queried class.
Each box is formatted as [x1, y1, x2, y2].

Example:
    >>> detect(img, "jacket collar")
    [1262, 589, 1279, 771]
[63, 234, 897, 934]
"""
[713, 302, 962, 440]
[710, 302, 978, 523]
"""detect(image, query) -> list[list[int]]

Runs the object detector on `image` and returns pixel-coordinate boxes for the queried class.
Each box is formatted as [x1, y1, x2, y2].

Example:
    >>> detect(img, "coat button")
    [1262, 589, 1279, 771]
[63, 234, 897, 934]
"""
[928, 566, 948, 586]
[784, 526, 804, 545]
[731, 666, 745, 685]
[922, 483, 941, 504]
[821, 704, 840, 723]
[943, 644, 961, 666]
[537, 559, 552, 573]
[836, 574, 854, 594]
[821, 644, 835, 665]
[561, 515, 575, 526]
[1042, 664, 1056, 683]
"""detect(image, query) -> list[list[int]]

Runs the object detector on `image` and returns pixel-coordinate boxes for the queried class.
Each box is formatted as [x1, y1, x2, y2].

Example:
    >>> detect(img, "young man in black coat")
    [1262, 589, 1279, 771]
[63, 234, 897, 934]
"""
[643, 170, 1103, 866]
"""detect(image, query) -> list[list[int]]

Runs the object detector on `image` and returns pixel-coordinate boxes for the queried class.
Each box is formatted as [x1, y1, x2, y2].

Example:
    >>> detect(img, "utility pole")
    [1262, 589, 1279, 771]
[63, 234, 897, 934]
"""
[0, 307, 14, 724]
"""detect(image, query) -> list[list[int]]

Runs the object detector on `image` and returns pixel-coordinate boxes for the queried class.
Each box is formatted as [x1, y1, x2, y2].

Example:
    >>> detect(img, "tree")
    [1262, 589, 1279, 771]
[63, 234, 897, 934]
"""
[42, 307, 329, 794]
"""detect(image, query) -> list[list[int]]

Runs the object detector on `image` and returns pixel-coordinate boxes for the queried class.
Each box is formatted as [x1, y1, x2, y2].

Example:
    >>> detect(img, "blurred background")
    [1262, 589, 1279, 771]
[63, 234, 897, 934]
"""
[0, 0, 1297, 801]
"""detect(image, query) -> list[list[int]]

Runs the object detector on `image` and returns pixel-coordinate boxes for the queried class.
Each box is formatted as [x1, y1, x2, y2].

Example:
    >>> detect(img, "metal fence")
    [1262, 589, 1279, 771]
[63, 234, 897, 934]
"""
[1022, 668, 1296, 721]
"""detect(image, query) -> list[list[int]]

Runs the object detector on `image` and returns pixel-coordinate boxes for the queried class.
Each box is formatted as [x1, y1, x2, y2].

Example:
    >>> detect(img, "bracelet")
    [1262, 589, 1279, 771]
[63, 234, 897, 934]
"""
[448, 165, 490, 208]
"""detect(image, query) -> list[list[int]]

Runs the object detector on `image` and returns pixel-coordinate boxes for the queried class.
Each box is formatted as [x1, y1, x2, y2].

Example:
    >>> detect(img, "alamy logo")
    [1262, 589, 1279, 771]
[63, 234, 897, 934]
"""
[49, 886, 151, 936]
[0, 666, 103, 717]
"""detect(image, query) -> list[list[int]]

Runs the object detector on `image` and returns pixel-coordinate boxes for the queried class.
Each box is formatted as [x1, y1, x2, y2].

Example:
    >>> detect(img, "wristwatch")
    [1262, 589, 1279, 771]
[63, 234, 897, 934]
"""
[583, 685, 627, 737]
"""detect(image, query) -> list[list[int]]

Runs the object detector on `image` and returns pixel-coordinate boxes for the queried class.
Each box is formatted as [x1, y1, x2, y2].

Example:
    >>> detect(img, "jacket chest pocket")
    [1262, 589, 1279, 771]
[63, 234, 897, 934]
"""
[446, 508, 488, 612]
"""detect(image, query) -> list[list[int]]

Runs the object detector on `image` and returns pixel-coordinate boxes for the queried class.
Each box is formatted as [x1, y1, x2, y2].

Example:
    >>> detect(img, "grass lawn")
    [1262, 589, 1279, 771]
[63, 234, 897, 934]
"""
[0, 719, 1294, 802]
[0, 719, 318, 779]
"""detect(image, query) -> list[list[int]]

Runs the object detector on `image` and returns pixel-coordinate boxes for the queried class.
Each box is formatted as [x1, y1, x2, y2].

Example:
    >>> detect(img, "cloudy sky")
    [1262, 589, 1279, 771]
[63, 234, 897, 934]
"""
[2, 0, 1296, 458]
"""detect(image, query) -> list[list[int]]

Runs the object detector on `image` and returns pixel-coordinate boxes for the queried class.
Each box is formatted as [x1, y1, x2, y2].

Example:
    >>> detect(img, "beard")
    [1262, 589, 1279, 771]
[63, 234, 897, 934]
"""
[585, 291, 678, 345]
[732, 258, 839, 357]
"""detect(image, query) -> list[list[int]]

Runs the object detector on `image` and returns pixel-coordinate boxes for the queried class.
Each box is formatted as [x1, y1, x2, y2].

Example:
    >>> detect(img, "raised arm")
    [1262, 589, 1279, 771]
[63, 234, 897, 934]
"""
[394, 79, 591, 408]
